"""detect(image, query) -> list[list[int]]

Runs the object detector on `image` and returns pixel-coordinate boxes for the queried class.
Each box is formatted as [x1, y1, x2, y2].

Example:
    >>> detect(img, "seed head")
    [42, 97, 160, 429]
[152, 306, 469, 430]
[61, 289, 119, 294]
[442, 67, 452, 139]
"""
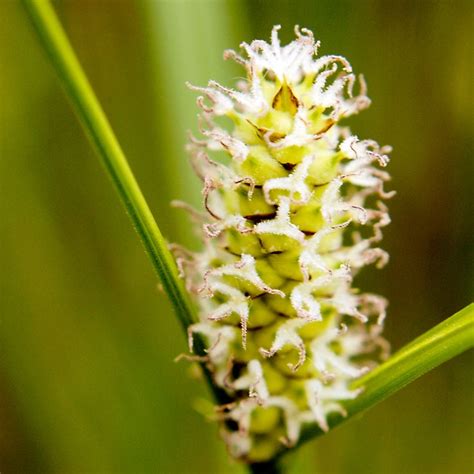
[176, 25, 393, 463]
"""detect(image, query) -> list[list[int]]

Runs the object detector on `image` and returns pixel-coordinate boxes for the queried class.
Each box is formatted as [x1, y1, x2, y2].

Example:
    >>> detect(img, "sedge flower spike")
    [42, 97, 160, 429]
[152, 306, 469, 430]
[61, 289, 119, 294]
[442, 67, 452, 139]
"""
[175, 26, 393, 463]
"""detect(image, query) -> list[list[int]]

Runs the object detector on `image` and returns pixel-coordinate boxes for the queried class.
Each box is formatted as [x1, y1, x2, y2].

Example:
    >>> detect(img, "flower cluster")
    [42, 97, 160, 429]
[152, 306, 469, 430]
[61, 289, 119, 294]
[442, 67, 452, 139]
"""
[174, 26, 393, 463]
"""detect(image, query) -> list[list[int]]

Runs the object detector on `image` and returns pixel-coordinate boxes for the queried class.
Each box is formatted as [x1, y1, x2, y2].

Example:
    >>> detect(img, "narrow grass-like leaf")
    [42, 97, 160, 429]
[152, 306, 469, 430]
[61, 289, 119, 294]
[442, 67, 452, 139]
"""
[298, 303, 474, 446]
[21, 0, 195, 332]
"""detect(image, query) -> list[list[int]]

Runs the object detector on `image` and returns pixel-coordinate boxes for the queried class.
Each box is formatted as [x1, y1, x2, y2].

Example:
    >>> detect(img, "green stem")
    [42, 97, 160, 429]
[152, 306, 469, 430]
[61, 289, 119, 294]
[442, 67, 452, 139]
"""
[298, 303, 474, 446]
[21, 0, 233, 408]
[21, 0, 195, 332]
[249, 460, 283, 474]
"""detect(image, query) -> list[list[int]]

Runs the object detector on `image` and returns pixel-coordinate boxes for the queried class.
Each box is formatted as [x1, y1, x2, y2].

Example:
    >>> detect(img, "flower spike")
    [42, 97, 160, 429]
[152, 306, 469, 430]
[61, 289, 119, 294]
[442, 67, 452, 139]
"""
[176, 26, 393, 463]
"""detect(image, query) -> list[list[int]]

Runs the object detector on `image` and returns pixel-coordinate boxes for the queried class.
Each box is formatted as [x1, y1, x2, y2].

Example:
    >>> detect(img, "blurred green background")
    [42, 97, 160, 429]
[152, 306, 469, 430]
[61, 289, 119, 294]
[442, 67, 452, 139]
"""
[1, 1, 473, 473]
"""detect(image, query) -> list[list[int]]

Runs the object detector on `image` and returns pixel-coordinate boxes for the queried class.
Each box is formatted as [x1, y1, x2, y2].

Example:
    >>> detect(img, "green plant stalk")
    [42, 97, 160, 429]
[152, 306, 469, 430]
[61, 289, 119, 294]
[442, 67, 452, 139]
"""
[21, 0, 234, 408]
[21, 0, 195, 332]
[249, 460, 283, 474]
[298, 303, 474, 446]
[22, 2, 474, 472]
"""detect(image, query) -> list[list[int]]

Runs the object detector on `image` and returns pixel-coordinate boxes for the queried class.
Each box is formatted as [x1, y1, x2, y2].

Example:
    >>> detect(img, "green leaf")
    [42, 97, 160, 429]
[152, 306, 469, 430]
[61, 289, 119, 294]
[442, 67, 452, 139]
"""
[298, 303, 474, 446]
[21, 0, 196, 332]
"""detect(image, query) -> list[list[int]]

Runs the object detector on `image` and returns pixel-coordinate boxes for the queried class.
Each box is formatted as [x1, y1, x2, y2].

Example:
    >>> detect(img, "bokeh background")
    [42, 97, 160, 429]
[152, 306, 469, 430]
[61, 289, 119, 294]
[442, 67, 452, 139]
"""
[1, 1, 473, 473]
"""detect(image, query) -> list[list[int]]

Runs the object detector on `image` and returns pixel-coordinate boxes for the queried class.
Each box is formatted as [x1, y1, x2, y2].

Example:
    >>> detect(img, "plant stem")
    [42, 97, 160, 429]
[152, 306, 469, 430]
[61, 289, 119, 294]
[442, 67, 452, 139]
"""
[21, 0, 195, 332]
[249, 460, 283, 474]
[21, 0, 234, 408]
[298, 303, 474, 446]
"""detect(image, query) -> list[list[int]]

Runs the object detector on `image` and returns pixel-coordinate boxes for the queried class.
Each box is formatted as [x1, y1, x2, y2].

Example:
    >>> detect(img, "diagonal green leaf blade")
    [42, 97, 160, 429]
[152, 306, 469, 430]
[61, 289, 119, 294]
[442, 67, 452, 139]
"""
[21, 0, 195, 332]
[298, 303, 474, 446]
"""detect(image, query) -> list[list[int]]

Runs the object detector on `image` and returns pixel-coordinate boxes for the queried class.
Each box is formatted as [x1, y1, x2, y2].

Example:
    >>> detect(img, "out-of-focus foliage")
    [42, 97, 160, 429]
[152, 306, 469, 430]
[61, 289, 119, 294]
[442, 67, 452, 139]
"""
[0, 1, 472, 473]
